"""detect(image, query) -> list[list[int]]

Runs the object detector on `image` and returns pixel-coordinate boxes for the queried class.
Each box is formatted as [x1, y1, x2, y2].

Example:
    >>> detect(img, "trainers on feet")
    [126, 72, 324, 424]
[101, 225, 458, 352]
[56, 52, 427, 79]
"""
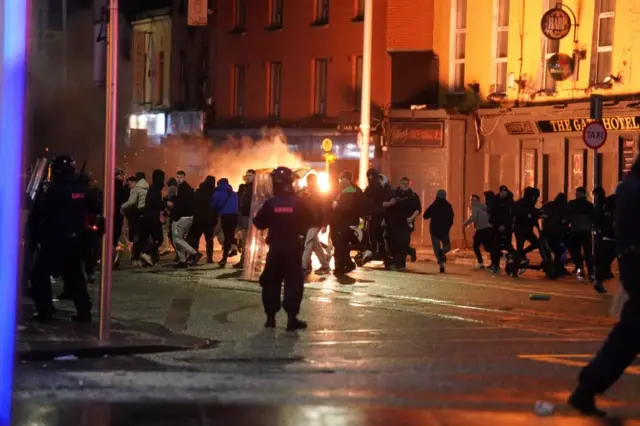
[286, 317, 308, 332]
[473, 263, 485, 270]
[264, 315, 276, 329]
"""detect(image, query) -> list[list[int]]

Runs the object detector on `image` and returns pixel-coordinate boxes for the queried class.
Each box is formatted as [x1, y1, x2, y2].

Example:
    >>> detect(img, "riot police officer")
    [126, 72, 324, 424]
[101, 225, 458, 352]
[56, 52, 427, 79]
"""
[253, 167, 313, 331]
[29, 155, 96, 322]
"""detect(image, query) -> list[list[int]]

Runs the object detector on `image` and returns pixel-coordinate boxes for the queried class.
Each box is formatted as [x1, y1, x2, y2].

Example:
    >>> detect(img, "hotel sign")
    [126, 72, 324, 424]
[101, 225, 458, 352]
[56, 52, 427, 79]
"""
[538, 116, 640, 133]
[388, 121, 444, 148]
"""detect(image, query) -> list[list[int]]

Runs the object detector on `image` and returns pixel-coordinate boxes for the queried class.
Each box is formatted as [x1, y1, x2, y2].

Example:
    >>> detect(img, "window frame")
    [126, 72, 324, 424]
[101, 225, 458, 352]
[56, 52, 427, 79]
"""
[492, 0, 510, 94]
[233, 0, 247, 32]
[594, 1, 615, 84]
[449, 0, 467, 94]
[269, 62, 283, 117]
[313, 59, 328, 116]
[269, 0, 284, 28]
[313, 0, 330, 25]
[232, 64, 246, 118]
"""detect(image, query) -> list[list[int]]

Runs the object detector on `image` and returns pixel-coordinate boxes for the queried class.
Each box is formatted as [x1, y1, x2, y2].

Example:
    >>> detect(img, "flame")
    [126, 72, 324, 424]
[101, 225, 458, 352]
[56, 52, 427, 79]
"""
[296, 171, 331, 194]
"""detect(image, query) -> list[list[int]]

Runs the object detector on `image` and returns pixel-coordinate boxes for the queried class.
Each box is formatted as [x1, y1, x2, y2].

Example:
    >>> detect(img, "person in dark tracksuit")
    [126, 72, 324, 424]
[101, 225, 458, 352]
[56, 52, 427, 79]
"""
[29, 155, 95, 322]
[565, 186, 596, 280]
[188, 175, 217, 264]
[540, 193, 569, 277]
[423, 189, 454, 273]
[568, 156, 640, 417]
[330, 171, 363, 275]
[489, 186, 516, 274]
[512, 187, 541, 269]
[140, 170, 167, 266]
[386, 177, 421, 270]
[592, 187, 616, 294]
[254, 167, 313, 331]
[362, 168, 393, 263]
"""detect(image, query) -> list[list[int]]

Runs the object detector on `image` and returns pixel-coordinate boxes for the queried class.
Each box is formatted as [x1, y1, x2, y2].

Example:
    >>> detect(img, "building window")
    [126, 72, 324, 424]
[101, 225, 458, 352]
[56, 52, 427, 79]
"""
[270, 0, 283, 28]
[451, 0, 467, 93]
[592, 0, 615, 84]
[354, 56, 363, 109]
[354, 0, 364, 20]
[313, 59, 328, 116]
[269, 62, 282, 117]
[492, 0, 510, 93]
[233, 0, 247, 31]
[232, 64, 246, 117]
[313, 0, 330, 25]
[543, 0, 561, 91]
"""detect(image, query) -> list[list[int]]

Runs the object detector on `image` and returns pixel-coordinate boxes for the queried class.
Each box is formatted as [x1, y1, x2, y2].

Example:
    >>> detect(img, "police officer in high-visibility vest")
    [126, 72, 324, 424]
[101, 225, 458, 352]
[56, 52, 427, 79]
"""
[29, 155, 97, 322]
[253, 167, 313, 331]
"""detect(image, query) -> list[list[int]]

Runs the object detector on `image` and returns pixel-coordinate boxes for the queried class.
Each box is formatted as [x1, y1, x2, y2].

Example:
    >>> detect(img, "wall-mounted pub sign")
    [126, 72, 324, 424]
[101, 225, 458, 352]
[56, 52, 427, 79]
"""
[547, 53, 575, 81]
[538, 116, 640, 133]
[541, 7, 571, 40]
[388, 121, 444, 148]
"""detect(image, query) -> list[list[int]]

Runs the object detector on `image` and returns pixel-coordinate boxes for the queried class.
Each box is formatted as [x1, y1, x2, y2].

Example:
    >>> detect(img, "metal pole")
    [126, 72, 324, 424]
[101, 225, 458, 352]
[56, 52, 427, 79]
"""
[99, 0, 118, 341]
[590, 94, 603, 191]
[62, 0, 67, 87]
[358, 0, 373, 189]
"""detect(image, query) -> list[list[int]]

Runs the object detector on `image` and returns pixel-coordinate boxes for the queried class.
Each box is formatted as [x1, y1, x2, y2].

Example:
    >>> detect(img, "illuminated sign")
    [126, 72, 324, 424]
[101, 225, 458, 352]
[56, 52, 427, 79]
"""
[541, 8, 571, 40]
[537, 116, 640, 133]
[547, 53, 575, 81]
[504, 121, 536, 135]
[388, 122, 444, 147]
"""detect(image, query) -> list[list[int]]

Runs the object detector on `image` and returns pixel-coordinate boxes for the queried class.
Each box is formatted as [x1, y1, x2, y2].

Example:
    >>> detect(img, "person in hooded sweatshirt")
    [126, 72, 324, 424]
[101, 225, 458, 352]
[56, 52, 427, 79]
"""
[168, 171, 200, 268]
[464, 194, 493, 269]
[489, 185, 516, 274]
[512, 187, 541, 272]
[592, 186, 616, 293]
[330, 171, 364, 276]
[362, 168, 393, 264]
[188, 176, 217, 264]
[211, 178, 239, 266]
[423, 189, 454, 273]
[140, 169, 166, 266]
[541, 192, 569, 277]
[120, 172, 149, 263]
[565, 186, 596, 280]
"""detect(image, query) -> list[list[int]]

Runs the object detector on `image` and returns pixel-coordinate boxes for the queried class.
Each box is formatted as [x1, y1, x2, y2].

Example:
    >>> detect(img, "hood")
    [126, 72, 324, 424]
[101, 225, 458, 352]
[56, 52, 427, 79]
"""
[135, 178, 149, 190]
[151, 169, 165, 187]
[554, 192, 567, 206]
[216, 179, 232, 192]
[200, 175, 216, 190]
[436, 189, 447, 199]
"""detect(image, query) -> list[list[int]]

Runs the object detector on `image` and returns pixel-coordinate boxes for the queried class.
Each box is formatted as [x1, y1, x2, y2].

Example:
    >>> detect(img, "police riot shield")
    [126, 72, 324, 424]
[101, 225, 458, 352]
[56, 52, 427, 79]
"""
[241, 167, 313, 281]
[26, 158, 48, 201]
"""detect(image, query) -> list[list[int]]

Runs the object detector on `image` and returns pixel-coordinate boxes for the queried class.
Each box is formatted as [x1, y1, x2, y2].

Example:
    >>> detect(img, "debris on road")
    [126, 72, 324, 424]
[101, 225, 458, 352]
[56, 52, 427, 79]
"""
[529, 294, 551, 301]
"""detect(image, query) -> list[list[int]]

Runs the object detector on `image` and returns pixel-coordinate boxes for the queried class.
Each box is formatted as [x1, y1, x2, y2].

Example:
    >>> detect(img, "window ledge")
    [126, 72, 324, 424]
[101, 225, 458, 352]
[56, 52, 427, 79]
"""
[310, 20, 329, 27]
[229, 27, 247, 35]
[351, 15, 364, 22]
[265, 24, 283, 31]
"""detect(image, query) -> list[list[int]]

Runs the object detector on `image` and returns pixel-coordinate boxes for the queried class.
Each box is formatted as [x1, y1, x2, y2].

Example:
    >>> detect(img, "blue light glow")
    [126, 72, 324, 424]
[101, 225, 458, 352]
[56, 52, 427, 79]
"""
[0, 0, 28, 424]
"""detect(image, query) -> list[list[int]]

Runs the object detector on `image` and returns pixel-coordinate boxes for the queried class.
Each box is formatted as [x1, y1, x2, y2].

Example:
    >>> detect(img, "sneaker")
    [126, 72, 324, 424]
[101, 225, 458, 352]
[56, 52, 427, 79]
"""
[362, 250, 374, 263]
[315, 267, 331, 275]
[286, 317, 308, 332]
[206, 257, 214, 264]
[49, 276, 57, 284]
[264, 315, 276, 329]
[473, 263, 485, 270]
[233, 261, 244, 269]
[173, 262, 188, 269]
[228, 249, 238, 258]
[408, 247, 417, 263]
[568, 388, 606, 417]
[489, 265, 501, 274]
[439, 265, 445, 274]
[140, 253, 154, 266]
[189, 252, 203, 266]
[218, 258, 227, 267]
[593, 282, 607, 294]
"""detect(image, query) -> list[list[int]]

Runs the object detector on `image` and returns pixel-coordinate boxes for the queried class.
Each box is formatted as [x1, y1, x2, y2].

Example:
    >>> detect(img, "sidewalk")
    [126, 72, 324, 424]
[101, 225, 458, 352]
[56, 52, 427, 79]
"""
[18, 303, 216, 362]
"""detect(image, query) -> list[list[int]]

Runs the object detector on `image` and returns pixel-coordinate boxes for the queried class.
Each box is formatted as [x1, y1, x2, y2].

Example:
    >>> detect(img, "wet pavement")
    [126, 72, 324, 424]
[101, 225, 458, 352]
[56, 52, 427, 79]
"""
[14, 256, 640, 423]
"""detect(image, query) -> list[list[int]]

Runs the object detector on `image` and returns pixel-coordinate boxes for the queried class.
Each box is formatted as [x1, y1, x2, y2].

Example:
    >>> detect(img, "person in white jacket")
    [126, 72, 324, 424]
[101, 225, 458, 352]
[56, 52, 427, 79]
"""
[120, 172, 149, 263]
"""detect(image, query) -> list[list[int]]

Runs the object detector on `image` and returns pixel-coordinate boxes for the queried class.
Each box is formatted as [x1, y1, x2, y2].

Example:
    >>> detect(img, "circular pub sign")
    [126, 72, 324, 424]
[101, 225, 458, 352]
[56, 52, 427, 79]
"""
[547, 53, 575, 81]
[541, 8, 571, 40]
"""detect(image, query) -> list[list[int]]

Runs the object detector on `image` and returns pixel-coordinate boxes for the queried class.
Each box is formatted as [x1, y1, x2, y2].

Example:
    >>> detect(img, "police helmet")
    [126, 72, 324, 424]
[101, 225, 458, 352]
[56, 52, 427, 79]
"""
[50, 155, 76, 178]
[272, 167, 294, 193]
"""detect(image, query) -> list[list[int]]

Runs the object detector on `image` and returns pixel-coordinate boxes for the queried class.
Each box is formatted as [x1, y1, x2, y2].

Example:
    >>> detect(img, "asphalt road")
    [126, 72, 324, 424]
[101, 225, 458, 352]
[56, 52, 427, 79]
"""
[14, 256, 640, 424]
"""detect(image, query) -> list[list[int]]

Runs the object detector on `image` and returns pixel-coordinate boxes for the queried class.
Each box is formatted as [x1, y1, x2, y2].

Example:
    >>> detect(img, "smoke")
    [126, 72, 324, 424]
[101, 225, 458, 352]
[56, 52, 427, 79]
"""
[128, 128, 305, 188]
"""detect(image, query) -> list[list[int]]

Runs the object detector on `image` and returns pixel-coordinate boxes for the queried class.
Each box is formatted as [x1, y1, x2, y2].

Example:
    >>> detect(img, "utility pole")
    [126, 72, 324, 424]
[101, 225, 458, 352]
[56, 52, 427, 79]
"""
[358, 0, 373, 188]
[62, 0, 68, 86]
[99, 0, 118, 341]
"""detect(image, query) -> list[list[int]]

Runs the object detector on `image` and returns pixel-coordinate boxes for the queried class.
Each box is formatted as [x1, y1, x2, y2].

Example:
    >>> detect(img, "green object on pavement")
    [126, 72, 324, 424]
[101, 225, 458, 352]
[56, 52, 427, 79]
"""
[529, 294, 551, 301]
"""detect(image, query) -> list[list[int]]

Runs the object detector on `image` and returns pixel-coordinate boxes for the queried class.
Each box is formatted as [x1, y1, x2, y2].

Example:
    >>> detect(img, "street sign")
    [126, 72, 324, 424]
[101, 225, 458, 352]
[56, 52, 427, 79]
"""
[321, 138, 333, 153]
[582, 121, 607, 149]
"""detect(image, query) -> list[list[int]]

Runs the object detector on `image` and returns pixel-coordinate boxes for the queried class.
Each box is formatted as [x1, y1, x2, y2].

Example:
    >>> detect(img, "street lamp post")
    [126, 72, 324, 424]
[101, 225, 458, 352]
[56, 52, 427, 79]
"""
[358, 0, 373, 189]
[98, 0, 118, 341]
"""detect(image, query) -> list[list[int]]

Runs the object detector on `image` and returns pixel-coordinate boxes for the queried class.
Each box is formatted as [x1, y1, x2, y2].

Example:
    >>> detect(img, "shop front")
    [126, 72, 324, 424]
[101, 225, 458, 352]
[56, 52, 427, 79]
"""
[478, 101, 640, 203]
